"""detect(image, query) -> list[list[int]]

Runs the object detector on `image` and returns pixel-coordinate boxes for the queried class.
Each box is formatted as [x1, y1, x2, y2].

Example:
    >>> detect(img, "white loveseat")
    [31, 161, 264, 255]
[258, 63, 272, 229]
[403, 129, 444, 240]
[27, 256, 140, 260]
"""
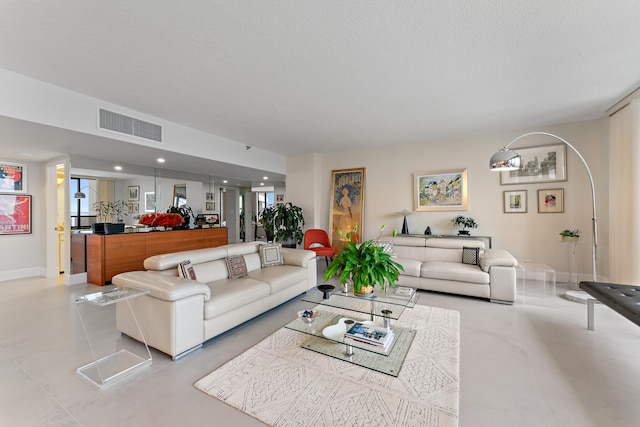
[112, 242, 317, 359]
[389, 235, 518, 304]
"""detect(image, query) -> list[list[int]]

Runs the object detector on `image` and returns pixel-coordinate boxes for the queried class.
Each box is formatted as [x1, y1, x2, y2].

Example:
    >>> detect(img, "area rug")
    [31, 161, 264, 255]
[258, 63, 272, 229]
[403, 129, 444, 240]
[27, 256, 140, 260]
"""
[195, 304, 460, 427]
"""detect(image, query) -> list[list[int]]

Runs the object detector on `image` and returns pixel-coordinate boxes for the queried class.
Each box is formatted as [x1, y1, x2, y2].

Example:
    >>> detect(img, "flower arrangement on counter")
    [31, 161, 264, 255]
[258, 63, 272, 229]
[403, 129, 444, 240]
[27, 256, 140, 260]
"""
[138, 213, 184, 228]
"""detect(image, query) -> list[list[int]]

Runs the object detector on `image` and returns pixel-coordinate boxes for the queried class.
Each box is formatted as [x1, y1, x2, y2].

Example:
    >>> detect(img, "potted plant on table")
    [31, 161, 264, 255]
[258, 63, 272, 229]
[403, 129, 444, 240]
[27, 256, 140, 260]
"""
[323, 225, 404, 296]
[91, 200, 127, 234]
[560, 229, 580, 242]
[166, 205, 194, 229]
[258, 206, 277, 242]
[452, 215, 478, 235]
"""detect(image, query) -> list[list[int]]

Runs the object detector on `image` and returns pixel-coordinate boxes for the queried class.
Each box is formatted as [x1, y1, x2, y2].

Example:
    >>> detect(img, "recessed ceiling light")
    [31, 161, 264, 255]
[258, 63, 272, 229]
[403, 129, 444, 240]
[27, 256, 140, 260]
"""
[114, 165, 122, 171]
[260, 182, 264, 186]
[263, 176, 269, 180]
[157, 158, 165, 163]
[223, 180, 228, 183]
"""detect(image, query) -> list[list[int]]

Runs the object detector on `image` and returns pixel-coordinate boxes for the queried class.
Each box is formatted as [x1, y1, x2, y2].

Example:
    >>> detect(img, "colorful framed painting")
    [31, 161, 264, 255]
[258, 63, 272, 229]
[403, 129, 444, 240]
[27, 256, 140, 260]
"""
[0, 194, 31, 234]
[128, 185, 140, 201]
[0, 161, 26, 193]
[500, 144, 567, 185]
[503, 190, 527, 213]
[414, 169, 468, 211]
[144, 192, 156, 212]
[329, 168, 365, 249]
[538, 188, 564, 213]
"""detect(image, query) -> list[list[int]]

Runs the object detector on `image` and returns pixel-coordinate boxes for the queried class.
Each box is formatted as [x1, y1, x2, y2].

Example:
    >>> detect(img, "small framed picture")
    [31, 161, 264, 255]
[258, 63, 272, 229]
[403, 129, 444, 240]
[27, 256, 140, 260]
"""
[0, 161, 27, 193]
[128, 185, 140, 201]
[132, 203, 139, 213]
[538, 188, 564, 213]
[503, 190, 527, 213]
[206, 192, 214, 201]
[276, 194, 284, 203]
[205, 202, 214, 211]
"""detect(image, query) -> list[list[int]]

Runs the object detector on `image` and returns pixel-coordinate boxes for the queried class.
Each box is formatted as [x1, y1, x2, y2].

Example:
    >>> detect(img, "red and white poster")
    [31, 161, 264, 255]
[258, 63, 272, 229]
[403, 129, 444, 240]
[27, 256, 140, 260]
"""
[0, 195, 31, 235]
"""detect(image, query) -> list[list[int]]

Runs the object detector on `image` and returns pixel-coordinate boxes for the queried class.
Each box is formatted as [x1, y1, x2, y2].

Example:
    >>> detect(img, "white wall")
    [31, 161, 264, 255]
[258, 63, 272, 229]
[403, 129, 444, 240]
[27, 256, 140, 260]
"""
[287, 119, 609, 282]
[0, 159, 46, 281]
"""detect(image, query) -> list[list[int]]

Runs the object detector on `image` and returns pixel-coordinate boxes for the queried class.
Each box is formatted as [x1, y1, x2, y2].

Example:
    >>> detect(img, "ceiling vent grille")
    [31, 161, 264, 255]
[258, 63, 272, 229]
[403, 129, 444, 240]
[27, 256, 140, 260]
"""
[99, 108, 162, 142]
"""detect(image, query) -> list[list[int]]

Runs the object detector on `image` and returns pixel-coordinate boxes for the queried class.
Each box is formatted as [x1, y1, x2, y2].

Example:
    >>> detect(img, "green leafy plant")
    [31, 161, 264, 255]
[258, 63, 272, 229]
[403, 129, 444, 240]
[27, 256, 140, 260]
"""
[559, 229, 580, 238]
[111, 200, 128, 222]
[323, 225, 404, 294]
[93, 201, 112, 223]
[166, 205, 194, 229]
[451, 215, 478, 230]
[273, 202, 305, 246]
[259, 205, 277, 242]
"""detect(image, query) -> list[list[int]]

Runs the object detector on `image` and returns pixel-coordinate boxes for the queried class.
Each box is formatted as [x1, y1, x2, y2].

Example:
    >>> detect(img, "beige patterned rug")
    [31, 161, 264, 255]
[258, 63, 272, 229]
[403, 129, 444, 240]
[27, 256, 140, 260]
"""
[195, 304, 460, 427]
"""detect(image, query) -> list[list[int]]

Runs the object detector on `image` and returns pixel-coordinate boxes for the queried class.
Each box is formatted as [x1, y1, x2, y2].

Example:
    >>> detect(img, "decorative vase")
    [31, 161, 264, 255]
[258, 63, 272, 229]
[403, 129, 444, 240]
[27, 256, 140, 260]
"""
[458, 230, 470, 236]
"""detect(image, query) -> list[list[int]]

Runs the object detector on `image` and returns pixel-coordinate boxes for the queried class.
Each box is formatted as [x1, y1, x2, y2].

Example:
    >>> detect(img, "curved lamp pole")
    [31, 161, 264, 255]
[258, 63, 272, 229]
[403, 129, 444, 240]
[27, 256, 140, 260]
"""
[490, 132, 598, 285]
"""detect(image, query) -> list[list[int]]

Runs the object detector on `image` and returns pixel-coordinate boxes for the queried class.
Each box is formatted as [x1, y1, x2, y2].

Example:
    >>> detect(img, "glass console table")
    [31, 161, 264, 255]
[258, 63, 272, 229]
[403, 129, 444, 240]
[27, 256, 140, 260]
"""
[75, 287, 152, 387]
[285, 285, 418, 376]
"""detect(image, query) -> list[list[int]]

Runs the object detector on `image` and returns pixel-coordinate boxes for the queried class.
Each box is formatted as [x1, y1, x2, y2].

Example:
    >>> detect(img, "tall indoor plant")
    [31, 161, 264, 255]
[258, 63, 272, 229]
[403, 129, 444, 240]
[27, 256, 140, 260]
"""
[273, 202, 305, 247]
[323, 226, 404, 295]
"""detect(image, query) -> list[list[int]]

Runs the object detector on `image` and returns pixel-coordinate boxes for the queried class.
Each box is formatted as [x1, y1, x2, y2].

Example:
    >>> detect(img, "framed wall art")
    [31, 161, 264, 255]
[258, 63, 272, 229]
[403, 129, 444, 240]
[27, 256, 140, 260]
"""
[205, 202, 214, 211]
[0, 194, 31, 234]
[329, 167, 365, 248]
[145, 192, 156, 212]
[0, 161, 26, 193]
[128, 185, 140, 201]
[500, 144, 567, 185]
[414, 168, 468, 211]
[538, 188, 564, 213]
[173, 184, 187, 206]
[503, 190, 527, 213]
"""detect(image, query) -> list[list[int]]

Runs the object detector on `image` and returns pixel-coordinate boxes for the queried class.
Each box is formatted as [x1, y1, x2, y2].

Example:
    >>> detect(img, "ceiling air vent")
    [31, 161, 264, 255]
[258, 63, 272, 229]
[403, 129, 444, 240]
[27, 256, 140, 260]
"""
[98, 108, 162, 142]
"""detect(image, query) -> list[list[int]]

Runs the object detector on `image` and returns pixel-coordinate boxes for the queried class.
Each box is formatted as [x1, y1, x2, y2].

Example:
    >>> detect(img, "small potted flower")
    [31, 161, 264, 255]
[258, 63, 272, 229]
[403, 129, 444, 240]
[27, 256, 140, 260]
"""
[559, 229, 580, 242]
[452, 215, 478, 236]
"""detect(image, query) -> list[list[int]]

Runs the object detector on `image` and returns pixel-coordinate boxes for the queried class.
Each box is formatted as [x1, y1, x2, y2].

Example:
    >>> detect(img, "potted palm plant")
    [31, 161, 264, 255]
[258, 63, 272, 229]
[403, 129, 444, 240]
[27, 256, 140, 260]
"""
[323, 225, 404, 295]
[273, 202, 305, 248]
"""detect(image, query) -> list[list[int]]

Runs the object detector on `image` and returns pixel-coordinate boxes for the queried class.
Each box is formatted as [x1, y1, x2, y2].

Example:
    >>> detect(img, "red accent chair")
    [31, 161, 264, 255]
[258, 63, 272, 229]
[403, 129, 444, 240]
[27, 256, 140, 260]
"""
[303, 229, 336, 267]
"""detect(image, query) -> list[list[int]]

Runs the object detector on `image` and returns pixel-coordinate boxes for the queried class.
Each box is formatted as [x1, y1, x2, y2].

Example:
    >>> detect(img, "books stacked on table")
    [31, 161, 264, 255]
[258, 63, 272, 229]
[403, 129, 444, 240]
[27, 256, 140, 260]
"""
[344, 322, 394, 353]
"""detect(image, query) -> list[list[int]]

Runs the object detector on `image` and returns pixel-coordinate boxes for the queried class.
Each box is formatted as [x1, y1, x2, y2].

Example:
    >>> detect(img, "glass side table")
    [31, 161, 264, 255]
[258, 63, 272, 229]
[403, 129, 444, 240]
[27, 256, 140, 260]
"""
[75, 287, 152, 388]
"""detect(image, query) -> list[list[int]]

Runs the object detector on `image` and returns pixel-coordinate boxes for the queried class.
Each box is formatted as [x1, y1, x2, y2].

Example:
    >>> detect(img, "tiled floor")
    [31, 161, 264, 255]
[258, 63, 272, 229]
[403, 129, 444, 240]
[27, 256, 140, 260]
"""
[1, 269, 639, 427]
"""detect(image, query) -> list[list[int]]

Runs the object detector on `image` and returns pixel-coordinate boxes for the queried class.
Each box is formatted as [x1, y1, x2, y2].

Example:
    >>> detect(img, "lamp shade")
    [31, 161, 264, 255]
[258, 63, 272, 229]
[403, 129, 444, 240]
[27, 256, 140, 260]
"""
[74, 191, 86, 199]
[489, 148, 521, 171]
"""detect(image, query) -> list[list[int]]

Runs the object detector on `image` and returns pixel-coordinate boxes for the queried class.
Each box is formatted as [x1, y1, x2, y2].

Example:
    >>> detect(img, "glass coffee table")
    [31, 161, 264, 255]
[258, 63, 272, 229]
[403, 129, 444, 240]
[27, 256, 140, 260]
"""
[285, 284, 418, 376]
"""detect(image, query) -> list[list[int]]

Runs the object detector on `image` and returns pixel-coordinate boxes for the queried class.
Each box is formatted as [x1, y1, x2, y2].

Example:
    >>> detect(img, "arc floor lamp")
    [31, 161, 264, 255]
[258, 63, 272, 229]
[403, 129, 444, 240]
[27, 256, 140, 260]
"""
[489, 132, 597, 302]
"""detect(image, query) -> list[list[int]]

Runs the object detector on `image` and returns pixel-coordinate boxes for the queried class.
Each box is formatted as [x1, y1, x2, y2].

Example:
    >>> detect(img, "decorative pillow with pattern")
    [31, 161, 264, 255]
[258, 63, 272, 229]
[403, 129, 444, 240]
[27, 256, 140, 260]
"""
[225, 255, 248, 279]
[259, 243, 284, 268]
[178, 260, 197, 280]
[462, 246, 480, 265]
[376, 240, 397, 258]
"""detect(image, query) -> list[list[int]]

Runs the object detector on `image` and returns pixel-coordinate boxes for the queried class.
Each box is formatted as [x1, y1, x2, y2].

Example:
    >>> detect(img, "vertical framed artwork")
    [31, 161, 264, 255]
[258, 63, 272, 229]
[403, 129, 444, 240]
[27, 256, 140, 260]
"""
[0, 194, 31, 234]
[276, 194, 284, 203]
[205, 202, 214, 211]
[503, 190, 527, 213]
[500, 144, 567, 185]
[145, 192, 156, 212]
[173, 184, 187, 207]
[538, 188, 564, 213]
[128, 186, 140, 201]
[0, 161, 26, 193]
[329, 167, 366, 249]
[414, 168, 468, 211]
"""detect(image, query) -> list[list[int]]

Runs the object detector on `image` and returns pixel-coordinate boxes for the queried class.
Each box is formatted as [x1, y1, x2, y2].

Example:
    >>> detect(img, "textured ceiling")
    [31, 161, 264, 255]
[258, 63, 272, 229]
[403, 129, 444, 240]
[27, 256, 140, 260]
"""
[0, 1, 639, 165]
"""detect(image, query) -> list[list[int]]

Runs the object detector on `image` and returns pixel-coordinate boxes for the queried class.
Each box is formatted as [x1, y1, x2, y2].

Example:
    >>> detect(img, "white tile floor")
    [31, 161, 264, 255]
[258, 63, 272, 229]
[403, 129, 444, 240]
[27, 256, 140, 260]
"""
[1, 269, 639, 427]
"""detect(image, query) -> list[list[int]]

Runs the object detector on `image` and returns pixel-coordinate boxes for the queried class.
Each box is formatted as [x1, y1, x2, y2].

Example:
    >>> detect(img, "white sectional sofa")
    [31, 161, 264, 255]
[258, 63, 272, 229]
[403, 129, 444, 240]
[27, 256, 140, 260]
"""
[389, 235, 518, 304]
[112, 242, 317, 359]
